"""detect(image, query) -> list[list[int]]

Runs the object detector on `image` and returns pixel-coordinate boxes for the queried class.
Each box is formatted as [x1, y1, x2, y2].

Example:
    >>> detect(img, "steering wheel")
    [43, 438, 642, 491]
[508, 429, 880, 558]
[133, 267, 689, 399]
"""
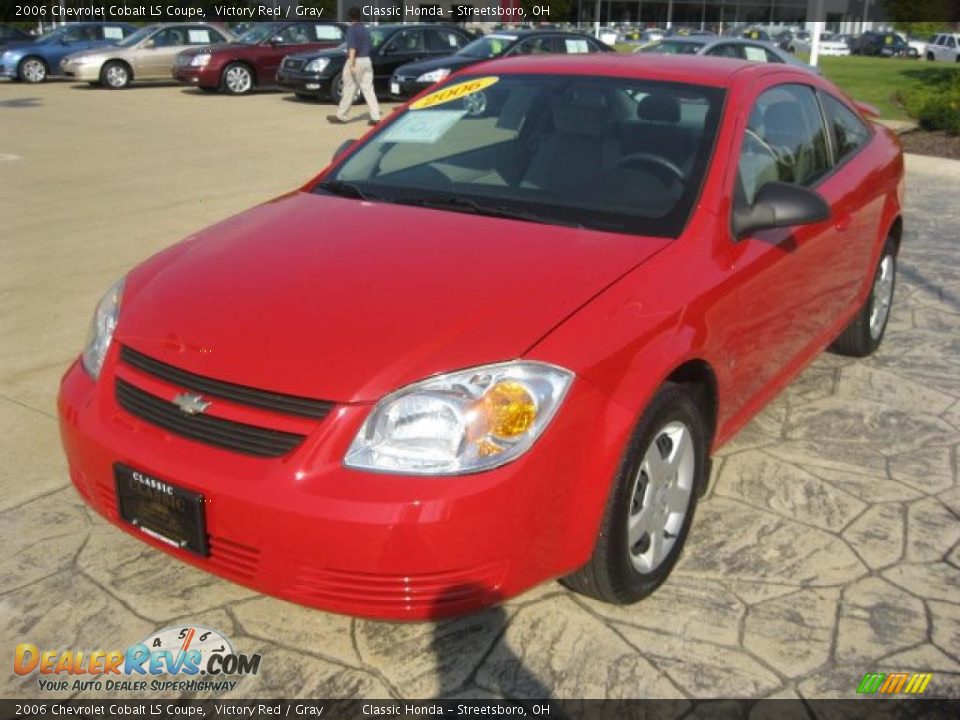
[612, 153, 685, 185]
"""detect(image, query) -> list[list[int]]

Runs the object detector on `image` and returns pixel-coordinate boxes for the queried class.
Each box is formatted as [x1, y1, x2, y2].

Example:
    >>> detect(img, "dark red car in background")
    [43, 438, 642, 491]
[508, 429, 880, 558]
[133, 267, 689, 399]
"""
[173, 21, 346, 94]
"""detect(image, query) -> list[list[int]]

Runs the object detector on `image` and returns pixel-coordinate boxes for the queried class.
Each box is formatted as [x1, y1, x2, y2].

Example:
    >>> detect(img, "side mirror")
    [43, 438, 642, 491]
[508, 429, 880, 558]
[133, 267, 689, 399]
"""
[332, 139, 356, 162]
[142, 39, 155, 49]
[269, 36, 284, 46]
[732, 182, 830, 240]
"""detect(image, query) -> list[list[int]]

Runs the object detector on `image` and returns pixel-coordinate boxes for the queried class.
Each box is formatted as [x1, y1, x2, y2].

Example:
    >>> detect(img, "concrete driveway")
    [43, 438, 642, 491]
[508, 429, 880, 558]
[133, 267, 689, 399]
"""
[1, 81, 958, 701]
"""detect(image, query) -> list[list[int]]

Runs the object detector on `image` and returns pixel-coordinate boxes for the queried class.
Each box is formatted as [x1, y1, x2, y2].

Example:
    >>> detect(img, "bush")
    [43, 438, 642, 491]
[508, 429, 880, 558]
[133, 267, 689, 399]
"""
[899, 72, 960, 135]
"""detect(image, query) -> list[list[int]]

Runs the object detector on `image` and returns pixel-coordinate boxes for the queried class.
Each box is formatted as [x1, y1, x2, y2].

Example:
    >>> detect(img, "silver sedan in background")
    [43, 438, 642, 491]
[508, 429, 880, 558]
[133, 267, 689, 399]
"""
[62, 23, 236, 89]
[636, 36, 817, 73]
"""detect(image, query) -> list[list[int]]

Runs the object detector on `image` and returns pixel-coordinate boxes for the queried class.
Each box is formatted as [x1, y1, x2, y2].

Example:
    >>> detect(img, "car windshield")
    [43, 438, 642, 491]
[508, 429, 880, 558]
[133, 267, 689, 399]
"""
[369, 28, 393, 49]
[237, 23, 283, 45]
[459, 35, 517, 58]
[640, 40, 705, 54]
[320, 74, 724, 237]
[117, 25, 159, 47]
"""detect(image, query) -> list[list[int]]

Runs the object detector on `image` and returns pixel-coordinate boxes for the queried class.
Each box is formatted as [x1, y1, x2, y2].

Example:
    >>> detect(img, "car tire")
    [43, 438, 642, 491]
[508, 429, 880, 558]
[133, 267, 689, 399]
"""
[18, 56, 47, 83]
[561, 382, 707, 604]
[101, 61, 131, 90]
[328, 71, 344, 104]
[829, 237, 897, 357]
[221, 62, 254, 95]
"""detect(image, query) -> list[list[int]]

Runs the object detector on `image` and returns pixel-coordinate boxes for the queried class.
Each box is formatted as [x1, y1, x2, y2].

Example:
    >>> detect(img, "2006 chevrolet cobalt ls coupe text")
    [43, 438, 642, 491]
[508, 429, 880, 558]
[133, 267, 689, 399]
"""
[59, 55, 905, 619]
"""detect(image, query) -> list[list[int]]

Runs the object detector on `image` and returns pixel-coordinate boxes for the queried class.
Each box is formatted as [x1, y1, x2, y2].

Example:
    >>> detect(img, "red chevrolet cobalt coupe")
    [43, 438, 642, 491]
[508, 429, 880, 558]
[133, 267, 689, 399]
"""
[59, 56, 904, 619]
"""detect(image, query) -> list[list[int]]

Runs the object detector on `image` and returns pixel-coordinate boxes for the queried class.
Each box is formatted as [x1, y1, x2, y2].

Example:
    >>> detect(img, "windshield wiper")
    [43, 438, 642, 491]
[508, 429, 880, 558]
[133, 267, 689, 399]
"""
[316, 180, 382, 202]
[394, 196, 583, 228]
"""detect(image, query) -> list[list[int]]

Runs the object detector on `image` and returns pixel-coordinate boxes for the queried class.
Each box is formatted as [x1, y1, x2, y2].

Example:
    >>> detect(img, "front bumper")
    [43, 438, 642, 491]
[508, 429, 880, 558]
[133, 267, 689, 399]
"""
[61, 60, 102, 81]
[390, 75, 432, 100]
[275, 68, 333, 97]
[58, 350, 632, 619]
[0, 61, 18, 78]
[173, 64, 219, 88]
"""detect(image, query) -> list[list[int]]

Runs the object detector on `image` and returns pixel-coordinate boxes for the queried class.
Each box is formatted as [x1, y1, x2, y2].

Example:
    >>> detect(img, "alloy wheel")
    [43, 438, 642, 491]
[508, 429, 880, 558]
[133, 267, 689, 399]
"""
[105, 64, 128, 89]
[626, 421, 695, 574]
[869, 254, 895, 339]
[225, 66, 252, 94]
[21, 58, 46, 83]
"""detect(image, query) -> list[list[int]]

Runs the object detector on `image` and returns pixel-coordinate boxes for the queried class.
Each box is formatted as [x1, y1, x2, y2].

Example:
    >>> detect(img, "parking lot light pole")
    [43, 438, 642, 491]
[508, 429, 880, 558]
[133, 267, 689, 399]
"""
[809, 0, 825, 68]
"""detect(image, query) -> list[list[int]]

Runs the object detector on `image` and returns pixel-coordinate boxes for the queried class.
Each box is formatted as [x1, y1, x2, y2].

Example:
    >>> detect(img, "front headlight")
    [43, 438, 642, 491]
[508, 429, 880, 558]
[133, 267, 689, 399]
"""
[344, 362, 573, 475]
[81, 278, 124, 381]
[304, 57, 330, 73]
[416, 68, 451, 83]
[189, 54, 212, 68]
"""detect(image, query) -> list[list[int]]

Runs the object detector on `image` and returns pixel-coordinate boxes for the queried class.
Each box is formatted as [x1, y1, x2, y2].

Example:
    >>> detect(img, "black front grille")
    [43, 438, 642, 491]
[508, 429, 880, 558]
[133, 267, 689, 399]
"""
[115, 379, 306, 458]
[120, 346, 333, 420]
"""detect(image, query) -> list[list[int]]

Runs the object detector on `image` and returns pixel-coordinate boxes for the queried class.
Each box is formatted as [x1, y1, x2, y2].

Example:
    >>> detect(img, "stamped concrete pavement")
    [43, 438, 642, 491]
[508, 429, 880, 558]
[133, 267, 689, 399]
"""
[1, 82, 958, 700]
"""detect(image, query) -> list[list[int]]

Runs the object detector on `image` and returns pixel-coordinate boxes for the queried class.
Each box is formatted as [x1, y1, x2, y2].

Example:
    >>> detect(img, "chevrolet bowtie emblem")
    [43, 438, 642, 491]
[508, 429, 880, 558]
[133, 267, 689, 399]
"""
[172, 392, 211, 416]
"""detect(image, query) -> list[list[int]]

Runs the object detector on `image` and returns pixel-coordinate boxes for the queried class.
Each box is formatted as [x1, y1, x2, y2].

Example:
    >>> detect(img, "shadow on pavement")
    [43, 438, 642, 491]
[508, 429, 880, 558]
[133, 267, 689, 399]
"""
[429, 584, 552, 701]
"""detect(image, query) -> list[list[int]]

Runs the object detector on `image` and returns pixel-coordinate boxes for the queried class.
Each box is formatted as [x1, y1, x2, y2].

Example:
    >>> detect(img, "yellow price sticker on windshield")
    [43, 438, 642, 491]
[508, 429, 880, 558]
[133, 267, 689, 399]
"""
[410, 76, 499, 111]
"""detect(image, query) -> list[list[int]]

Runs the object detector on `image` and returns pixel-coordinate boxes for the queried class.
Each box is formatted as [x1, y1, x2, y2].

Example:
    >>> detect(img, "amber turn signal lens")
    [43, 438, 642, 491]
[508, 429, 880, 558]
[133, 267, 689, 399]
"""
[482, 380, 537, 440]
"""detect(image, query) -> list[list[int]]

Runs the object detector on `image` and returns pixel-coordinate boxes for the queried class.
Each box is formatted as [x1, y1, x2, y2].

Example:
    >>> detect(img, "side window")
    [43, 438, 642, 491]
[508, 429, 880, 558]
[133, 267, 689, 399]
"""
[385, 29, 421, 54]
[152, 28, 188, 47]
[949, 37, 957, 49]
[823, 94, 870, 161]
[315, 24, 344, 42]
[742, 45, 771, 62]
[737, 84, 831, 204]
[425, 28, 464, 52]
[707, 43, 741, 58]
[513, 37, 555, 55]
[63, 26, 98, 43]
[277, 24, 311, 45]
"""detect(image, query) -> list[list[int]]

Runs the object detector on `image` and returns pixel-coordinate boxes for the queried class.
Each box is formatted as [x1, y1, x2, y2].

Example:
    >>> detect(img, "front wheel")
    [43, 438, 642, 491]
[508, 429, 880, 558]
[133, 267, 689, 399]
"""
[101, 61, 131, 89]
[830, 238, 897, 357]
[561, 383, 707, 604]
[18, 56, 47, 83]
[221, 62, 254, 95]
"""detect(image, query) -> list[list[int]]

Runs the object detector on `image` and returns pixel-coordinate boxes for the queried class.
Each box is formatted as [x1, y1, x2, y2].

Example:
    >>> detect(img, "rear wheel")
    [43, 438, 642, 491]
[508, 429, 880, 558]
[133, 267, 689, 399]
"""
[561, 383, 707, 604]
[221, 62, 254, 95]
[830, 237, 897, 357]
[18, 56, 47, 83]
[101, 61, 131, 89]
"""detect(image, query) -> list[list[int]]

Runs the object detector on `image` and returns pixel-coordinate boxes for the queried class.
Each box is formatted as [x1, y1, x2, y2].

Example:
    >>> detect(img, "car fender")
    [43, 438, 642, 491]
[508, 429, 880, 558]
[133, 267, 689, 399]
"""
[524, 210, 729, 567]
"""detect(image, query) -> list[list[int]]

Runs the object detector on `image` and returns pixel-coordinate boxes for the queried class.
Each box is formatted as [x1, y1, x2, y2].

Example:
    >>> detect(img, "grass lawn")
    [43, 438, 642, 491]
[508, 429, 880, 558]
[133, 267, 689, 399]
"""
[816, 56, 960, 122]
[616, 45, 960, 123]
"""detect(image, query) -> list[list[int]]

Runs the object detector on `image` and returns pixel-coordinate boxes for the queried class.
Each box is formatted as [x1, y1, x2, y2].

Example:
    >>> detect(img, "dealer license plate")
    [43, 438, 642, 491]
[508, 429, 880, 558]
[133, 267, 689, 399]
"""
[114, 464, 209, 556]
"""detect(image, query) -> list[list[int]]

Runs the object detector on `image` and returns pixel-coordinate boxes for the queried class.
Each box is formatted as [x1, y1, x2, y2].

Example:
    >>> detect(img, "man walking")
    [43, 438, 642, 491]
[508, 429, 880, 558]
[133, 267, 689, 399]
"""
[327, 7, 380, 127]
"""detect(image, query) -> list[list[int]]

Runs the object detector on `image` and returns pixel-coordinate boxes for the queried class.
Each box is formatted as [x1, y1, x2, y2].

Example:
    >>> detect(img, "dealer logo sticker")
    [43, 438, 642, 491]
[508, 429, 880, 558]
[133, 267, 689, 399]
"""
[13, 625, 261, 693]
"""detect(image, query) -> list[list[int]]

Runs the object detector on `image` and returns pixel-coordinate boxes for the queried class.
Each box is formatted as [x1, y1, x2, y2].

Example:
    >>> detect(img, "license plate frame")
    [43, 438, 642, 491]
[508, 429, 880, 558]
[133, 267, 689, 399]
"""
[114, 464, 209, 557]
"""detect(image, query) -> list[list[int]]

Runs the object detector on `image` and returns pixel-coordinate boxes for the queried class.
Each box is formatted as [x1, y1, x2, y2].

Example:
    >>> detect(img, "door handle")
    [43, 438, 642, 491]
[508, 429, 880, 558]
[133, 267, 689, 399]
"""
[834, 214, 852, 231]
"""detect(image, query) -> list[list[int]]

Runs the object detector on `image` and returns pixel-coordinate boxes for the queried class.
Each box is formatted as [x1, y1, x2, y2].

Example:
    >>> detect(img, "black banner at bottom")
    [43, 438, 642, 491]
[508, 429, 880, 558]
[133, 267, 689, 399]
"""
[1, 699, 959, 720]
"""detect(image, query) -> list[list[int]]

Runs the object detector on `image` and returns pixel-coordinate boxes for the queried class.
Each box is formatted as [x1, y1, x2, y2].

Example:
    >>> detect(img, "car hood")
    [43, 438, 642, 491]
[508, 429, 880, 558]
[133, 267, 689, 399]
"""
[285, 47, 346, 62]
[1, 39, 38, 56]
[119, 192, 669, 403]
[396, 54, 480, 76]
[64, 47, 110, 62]
[178, 43, 237, 58]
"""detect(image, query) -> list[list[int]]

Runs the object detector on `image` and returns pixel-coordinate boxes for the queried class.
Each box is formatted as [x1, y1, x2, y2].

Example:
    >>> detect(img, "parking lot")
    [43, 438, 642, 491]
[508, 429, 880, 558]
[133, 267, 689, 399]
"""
[1, 79, 959, 700]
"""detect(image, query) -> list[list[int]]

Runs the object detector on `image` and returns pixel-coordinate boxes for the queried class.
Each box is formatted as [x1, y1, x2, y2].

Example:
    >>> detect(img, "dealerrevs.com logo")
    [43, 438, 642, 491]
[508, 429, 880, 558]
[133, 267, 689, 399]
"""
[14, 626, 261, 693]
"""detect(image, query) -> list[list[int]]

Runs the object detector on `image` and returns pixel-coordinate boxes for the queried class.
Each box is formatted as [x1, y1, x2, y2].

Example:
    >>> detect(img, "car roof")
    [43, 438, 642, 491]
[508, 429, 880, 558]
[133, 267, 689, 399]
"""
[470, 54, 779, 88]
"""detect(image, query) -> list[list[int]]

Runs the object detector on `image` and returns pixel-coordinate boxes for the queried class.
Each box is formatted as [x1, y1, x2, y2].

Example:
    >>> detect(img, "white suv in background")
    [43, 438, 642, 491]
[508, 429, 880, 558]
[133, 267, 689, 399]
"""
[926, 33, 960, 62]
